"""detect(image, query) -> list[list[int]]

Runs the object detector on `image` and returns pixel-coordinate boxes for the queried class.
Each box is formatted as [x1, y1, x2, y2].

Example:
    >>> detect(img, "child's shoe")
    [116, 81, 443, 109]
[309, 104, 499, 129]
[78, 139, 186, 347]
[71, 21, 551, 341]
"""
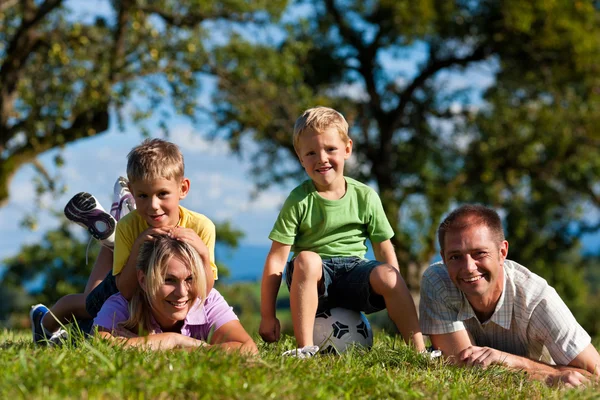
[282, 345, 319, 359]
[110, 176, 135, 221]
[30, 303, 50, 344]
[64, 192, 116, 247]
[30, 304, 68, 346]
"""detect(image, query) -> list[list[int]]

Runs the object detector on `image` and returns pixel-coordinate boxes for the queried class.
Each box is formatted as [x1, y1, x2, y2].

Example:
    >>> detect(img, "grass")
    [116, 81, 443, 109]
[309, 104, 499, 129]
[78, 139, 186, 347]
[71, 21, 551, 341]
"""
[1, 330, 598, 399]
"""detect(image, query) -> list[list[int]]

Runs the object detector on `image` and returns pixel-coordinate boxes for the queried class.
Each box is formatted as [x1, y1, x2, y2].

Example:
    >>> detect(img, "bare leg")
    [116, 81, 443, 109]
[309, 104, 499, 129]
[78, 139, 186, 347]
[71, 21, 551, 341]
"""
[41, 246, 113, 333]
[369, 264, 426, 352]
[84, 246, 113, 295]
[289, 251, 323, 347]
[41, 293, 90, 332]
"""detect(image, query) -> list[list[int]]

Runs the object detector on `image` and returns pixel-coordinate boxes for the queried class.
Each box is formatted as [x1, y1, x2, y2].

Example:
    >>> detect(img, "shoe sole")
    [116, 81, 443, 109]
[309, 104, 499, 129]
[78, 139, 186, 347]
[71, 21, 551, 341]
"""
[64, 192, 116, 241]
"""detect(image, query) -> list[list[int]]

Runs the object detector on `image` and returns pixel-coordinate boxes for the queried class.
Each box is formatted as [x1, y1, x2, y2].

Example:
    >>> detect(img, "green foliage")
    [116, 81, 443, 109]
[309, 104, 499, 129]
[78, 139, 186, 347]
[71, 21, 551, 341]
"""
[209, 0, 600, 317]
[1, 329, 599, 399]
[0, 0, 289, 208]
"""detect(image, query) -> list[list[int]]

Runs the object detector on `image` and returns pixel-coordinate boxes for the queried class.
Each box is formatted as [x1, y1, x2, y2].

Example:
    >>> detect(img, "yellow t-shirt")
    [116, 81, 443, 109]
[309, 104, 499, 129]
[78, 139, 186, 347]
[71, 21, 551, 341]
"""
[112, 205, 218, 279]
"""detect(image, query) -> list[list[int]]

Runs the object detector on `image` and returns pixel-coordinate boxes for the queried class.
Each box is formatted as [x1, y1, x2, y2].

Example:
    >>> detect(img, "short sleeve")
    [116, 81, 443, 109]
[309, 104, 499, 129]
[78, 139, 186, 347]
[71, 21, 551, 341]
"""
[269, 194, 301, 245]
[419, 264, 467, 335]
[203, 289, 239, 333]
[93, 294, 130, 331]
[365, 190, 394, 243]
[528, 286, 591, 365]
[112, 217, 135, 275]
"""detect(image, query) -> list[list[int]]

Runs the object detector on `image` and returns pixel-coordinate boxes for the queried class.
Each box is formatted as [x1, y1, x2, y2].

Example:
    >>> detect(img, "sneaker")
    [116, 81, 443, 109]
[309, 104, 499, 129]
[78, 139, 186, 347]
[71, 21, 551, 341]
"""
[110, 176, 135, 221]
[30, 304, 50, 345]
[64, 192, 116, 247]
[48, 328, 69, 347]
[282, 345, 319, 359]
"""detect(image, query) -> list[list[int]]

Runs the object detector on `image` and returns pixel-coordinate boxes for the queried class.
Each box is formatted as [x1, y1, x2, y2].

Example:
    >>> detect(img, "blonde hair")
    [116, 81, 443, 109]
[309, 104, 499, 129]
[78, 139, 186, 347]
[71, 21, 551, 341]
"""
[293, 106, 350, 153]
[126, 138, 185, 183]
[120, 235, 207, 334]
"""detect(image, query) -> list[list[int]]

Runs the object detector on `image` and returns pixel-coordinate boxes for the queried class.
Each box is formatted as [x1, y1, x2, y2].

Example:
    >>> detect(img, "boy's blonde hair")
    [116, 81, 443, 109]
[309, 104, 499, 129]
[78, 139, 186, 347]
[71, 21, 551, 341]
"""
[120, 235, 207, 334]
[126, 138, 184, 183]
[293, 106, 350, 153]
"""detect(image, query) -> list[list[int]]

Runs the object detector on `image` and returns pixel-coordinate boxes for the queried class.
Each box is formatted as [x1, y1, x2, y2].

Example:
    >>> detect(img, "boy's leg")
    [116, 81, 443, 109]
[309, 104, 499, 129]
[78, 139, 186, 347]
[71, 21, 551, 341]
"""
[86, 270, 118, 318]
[288, 251, 325, 347]
[369, 264, 425, 351]
[84, 246, 114, 296]
[41, 293, 90, 333]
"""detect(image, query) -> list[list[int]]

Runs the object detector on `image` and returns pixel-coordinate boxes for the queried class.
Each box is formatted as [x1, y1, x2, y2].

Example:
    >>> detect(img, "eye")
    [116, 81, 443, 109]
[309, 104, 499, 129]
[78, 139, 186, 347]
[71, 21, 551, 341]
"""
[137, 194, 148, 199]
[305, 151, 315, 157]
[164, 277, 176, 284]
[185, 276, 193, 283]
[327, 147, 337, 152]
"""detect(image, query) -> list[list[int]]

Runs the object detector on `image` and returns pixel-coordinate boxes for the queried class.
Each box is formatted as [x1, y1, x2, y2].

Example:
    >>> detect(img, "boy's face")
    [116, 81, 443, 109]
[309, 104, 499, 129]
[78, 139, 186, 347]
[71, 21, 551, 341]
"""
[129, 177, 190, 228]
[297, 127, 352, 194]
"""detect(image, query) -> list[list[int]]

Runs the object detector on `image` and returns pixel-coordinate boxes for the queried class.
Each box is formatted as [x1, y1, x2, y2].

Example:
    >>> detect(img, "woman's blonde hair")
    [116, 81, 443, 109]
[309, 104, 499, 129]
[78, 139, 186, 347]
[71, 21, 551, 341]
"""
[120, 235, 207, 334]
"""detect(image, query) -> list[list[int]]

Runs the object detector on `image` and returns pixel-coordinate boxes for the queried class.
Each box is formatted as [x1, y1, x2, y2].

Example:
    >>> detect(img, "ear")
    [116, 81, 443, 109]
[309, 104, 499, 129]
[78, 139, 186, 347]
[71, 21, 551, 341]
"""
[499, 240, 509, 262]
[179, 177, 190, 199]
[440, 250, 446, 265]
[137, 269, 147, 292]
[344, 138, 353, 160]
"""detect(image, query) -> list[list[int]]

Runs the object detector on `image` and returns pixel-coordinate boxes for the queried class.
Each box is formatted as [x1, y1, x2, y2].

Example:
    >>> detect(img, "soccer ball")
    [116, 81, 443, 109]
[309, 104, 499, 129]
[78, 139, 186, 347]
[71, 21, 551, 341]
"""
[313, 308, 373, 354]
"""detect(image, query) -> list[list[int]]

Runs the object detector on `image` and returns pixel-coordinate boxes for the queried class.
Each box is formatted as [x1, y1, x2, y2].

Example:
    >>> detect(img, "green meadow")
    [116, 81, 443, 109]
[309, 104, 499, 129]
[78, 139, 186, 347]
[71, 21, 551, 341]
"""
[1, 329, 598, 399]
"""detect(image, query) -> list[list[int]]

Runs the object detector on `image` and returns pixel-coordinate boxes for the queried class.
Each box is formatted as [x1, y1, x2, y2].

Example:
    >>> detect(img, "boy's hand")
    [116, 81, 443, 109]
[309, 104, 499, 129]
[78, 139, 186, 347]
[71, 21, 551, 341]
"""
[168, 226, 209, 260]
[259, 316, 281, 343]
[135, 226, 172, 246]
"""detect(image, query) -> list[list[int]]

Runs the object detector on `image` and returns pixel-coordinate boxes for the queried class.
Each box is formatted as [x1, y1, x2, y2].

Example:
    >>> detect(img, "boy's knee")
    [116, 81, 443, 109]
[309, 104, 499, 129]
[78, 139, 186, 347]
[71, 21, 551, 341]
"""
[292, 251, 322, 279]
[369, 264, 401, 291]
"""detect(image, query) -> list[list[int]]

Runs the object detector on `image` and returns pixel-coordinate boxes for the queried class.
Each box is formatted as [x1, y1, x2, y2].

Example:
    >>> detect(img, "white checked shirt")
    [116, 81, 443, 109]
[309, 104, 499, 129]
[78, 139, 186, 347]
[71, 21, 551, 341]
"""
[419, 260, 591, 365]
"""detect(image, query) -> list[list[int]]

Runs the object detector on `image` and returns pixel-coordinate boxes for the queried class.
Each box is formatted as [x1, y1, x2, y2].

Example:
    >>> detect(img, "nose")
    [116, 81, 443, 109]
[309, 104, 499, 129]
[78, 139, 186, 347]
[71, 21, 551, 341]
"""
[151, 195, 160, 211]
[173, 280, 189, 297]
[464, 255, 478, 272]
[318, 150, 328, 163]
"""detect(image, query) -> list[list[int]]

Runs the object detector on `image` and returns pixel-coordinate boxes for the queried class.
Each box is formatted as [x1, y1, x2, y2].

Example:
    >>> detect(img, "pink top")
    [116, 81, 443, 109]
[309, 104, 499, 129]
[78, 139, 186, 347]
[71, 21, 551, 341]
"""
[93, 289, 238, 340]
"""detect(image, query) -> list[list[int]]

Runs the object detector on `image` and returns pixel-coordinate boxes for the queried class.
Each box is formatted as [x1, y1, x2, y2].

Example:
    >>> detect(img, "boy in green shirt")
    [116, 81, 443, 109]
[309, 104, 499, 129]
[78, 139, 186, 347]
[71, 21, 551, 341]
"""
[259, 106, 425, 357]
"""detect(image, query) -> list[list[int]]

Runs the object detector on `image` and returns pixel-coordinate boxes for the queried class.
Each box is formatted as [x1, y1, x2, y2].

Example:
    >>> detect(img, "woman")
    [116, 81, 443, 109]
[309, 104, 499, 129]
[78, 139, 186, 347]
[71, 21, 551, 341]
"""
[93, 235, 258, 355]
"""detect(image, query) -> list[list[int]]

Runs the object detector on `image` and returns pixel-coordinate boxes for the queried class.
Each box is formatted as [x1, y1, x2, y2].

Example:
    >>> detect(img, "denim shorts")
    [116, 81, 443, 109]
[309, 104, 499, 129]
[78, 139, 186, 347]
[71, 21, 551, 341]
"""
[285, 256, 386, 314]
[85, 271, 118, 318]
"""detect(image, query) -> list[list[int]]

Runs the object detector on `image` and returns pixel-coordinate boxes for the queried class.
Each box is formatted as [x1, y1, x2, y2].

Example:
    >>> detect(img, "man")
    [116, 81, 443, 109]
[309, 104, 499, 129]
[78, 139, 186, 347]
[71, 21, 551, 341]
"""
[420, 204, 600, 387]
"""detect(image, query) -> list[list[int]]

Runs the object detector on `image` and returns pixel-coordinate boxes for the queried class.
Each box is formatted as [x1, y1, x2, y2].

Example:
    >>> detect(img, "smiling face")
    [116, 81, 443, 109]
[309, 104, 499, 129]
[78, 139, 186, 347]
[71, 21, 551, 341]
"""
[442, 222, 508, 317]
[296, 127, 352, 197]
[145, 255, 197, 331]
[129, 177, 190, 228]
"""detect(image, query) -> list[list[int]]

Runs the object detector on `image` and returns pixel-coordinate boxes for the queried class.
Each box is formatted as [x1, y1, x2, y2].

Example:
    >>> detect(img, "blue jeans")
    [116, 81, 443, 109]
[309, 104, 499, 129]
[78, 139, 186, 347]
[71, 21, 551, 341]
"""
[285, 256, 386, 314]
[85, 271, 118, 318]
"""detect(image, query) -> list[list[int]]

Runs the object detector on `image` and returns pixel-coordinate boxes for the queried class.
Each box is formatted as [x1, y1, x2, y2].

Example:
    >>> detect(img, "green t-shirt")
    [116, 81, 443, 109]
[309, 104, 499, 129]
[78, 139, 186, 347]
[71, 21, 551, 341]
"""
[269, 177, 394, 259]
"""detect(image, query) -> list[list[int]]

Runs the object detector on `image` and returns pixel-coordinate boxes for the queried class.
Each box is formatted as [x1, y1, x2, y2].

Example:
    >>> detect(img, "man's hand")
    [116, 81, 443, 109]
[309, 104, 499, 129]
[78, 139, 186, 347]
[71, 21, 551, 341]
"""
[546, 370, 590, 388]
[259, 316, 281, 343]
[458, 345, 509, 368]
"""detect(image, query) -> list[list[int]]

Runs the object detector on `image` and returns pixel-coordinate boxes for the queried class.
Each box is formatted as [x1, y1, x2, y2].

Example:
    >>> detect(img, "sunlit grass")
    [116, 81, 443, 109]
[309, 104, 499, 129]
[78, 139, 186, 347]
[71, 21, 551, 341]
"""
[1, 329, 598, 399]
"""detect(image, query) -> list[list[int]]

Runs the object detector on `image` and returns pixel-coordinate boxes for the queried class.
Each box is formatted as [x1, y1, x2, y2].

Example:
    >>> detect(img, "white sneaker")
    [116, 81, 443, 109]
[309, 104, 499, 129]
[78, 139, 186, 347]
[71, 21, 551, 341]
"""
[64, 192, 116, 247]
[110, 176, 135, 221]
[282, 345, 319, 359]
[48, 329, 69, 347]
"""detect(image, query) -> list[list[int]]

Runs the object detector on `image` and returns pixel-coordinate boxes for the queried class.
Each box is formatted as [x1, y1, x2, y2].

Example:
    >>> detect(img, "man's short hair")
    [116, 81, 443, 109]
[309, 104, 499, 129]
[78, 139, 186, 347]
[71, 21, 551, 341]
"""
[293, 106, 349, 153]
[438, 204, 505, 252]
[126, 138, 184, 183]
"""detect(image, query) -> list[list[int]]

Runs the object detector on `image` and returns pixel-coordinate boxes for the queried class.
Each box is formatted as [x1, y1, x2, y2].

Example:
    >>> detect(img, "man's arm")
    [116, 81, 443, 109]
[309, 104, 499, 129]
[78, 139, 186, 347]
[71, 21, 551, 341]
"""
[371, 239, 399, 269]
[430, 331, 596, 387]
[258, 241, 291, 343]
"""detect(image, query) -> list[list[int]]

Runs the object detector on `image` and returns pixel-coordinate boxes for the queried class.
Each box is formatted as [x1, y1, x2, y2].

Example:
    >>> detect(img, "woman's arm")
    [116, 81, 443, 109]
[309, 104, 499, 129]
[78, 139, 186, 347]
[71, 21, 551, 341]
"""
[96, 328, 206, 351]
[209, 320, 258, 356]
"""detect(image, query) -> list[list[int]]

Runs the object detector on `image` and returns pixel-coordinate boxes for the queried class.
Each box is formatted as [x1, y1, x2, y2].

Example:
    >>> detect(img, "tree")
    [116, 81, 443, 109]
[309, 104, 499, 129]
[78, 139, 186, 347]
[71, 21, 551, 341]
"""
[209, 0, 600, 309]
[0, 0, 287, 207]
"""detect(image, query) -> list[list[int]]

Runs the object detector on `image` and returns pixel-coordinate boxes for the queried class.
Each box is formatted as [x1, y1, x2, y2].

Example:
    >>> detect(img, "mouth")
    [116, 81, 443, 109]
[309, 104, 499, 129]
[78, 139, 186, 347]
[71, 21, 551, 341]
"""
[316, 166, 332, 174]
[461, 275, 485, 284]
[166, 300, 189, 309]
